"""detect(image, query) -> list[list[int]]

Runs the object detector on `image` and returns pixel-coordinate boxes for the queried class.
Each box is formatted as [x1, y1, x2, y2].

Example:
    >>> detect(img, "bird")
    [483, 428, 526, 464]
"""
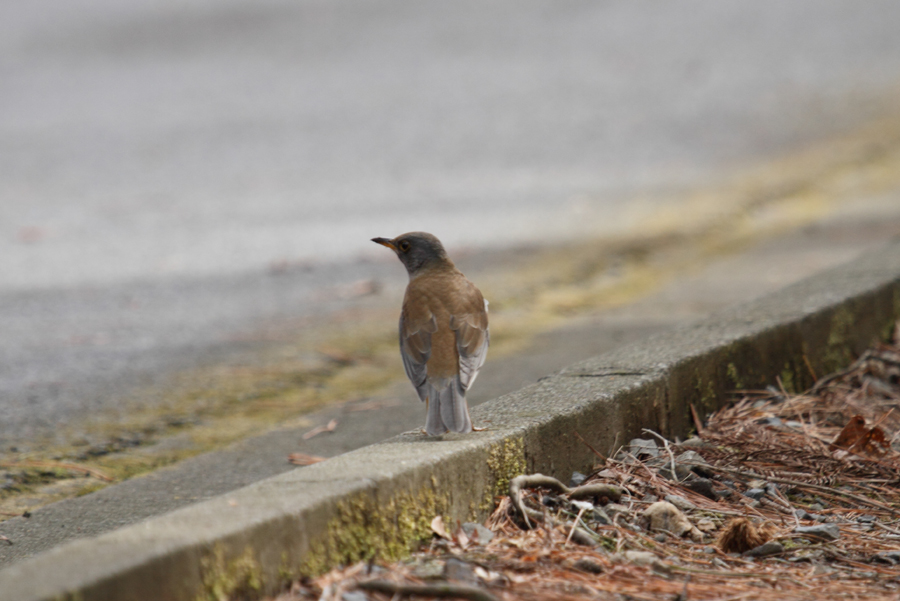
[372, 232, 489, 436]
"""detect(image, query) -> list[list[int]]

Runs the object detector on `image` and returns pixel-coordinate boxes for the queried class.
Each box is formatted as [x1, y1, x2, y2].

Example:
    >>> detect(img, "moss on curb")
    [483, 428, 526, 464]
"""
[482, 437, 527, 512]
[198, 545, 262, 601]
[300, 482, 448, 576]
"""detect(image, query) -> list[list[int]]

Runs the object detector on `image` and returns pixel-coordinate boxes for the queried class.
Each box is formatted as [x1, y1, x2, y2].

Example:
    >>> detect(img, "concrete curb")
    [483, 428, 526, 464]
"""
[2, 240, 900, 601]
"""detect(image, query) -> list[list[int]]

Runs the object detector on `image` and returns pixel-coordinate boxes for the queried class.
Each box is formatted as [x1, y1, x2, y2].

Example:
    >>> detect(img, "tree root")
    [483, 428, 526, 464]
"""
[357, 580, 499, 601]
[508, 473, 622, 545]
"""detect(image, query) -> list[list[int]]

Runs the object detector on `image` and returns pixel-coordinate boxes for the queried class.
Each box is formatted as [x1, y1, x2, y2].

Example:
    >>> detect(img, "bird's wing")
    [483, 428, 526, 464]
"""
[399, 305, 437, 401]
[451, 295, 490, 391]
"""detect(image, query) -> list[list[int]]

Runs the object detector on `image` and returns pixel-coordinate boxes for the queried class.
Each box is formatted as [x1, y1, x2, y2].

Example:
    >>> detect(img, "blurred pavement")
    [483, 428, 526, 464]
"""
[2, 1, 900, 446]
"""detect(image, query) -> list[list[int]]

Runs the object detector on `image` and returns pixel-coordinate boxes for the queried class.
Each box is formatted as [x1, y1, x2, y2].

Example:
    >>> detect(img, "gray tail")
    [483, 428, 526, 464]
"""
[424, 378, 472, 436]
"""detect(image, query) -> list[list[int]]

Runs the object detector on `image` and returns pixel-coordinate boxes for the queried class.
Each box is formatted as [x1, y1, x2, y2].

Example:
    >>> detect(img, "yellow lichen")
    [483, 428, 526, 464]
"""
[301, 484, 447, 576]
[726, 363, 744, 390]
[482, 437, 527, 511]
[198, 545, 262, 601]
[824, 307, 856, 373]
[779, 362, 797, 394]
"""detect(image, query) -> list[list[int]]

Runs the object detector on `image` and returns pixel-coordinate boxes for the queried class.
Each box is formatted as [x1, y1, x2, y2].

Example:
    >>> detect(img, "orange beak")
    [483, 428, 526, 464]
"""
[371, 237, 397, 251]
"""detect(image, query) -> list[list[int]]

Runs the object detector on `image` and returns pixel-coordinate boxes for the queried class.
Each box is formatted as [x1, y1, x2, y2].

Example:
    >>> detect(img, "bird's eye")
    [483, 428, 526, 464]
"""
[398, 240, 411, 253]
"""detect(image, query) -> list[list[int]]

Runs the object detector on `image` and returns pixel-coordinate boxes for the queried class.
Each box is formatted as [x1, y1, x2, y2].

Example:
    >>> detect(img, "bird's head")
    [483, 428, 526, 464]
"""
[372, 232, 452, 276]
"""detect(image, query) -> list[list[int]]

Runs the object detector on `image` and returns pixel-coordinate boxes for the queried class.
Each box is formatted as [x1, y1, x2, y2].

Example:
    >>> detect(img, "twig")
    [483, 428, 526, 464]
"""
[642, 428, 679, 482]
[573, 430, 607, 464]
[802, 354, 818, 382]
[674, 574, 691, 601]
[690, 404, 705, 435]
[357, 580, 499, 601]
[302, 418, 338, 440]
[872, 520, 900, 536]
[705, 465, 898, 515]
[0, 461, 112, 482]
[509, 474, 569, 527]
[566, 505, 588, 547]
[568, 484, 624, 503]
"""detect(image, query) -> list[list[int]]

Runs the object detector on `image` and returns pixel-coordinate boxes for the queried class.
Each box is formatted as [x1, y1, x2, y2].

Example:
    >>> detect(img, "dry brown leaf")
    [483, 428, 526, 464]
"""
[287, 453, 326, 465]
[302, 418, 338, 440]
[431, 515, 451, 540]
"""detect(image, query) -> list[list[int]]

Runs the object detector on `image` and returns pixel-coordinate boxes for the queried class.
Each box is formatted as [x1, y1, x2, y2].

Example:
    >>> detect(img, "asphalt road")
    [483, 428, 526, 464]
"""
[2, 0, 900, 446]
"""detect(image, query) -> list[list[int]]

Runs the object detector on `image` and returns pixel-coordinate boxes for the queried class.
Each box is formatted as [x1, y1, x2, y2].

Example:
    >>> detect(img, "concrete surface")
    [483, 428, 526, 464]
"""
[5, 0, 900, 449]
[1, 227, 899, 600]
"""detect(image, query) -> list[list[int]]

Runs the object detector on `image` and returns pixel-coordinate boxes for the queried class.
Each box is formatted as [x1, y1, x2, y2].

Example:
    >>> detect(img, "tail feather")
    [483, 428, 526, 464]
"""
[423, 378, 472, 436]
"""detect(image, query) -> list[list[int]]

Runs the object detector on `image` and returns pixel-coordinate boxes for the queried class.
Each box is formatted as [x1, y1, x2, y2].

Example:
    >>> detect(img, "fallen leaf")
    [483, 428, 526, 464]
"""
[431, 515, 451, 540]
[288, 453, 326, 465]
[831, 415, 868, 450]
[831, 415, 891, 458]
[455, 526, 470, 549]
[302, 419, 339, 440]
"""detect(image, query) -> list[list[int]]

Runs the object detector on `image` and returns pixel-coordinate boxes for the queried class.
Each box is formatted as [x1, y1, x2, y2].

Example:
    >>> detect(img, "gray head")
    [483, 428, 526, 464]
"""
[371, 231, 452, 276]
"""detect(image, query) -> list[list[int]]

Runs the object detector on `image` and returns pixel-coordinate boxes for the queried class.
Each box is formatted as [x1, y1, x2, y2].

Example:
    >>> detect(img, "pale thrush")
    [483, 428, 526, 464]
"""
[372, 232, 489, 435]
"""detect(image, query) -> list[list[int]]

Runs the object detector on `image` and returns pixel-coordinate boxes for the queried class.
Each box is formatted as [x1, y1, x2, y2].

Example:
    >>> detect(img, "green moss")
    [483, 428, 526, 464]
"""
[823, 307, 856, 373]
[693, 374, 717, 412]
[598, 536, 617, 552]
[780, 363, 796, 394]
[726, 363, 744, 390]
[482, 437, 526, 511]
[198, 545, 262, 601]
[301, 484, 448, 576]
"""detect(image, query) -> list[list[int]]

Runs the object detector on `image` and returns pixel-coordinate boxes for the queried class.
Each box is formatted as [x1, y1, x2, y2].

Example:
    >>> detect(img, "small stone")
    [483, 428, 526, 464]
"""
[794, 509, 814, 521]
[641, 494, 659, 504]
[627, 438, 659, 459]
[743, 542, 784, 558]
[744, 488, 766, 501]
[809, 502, 825, 511]
[695, 518, 718, 533]
[658, 464, 694, 482]
[684, 478, 719, 501]
[443, 558, 477, 584]
[572, 557, 604, 574]
[664, 494, 696, 512]
[461, 522, 494, 546]
[794, 524, 840, 541]
[342, 592, 369, 601]
[412, 559, 445, 579]
[873, 550, 900, 565]
[595, 469, 617, 479]
[681, 437, 712, 449]
[569, 471, 587, 487]
[755, 416, 784, 428]
[654, 533, 668, 542]
[624, 550, 659, 566]
[675, 450, 708, 467]
[542, 495, 560, 508]
[857, 515, 877, 524]
[785, 420, 803, 429]
[604, 503, 630, 518]
[677, 451, 715, 477]
[641, 501, 695, 538]
[590, 507, 612, 525]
